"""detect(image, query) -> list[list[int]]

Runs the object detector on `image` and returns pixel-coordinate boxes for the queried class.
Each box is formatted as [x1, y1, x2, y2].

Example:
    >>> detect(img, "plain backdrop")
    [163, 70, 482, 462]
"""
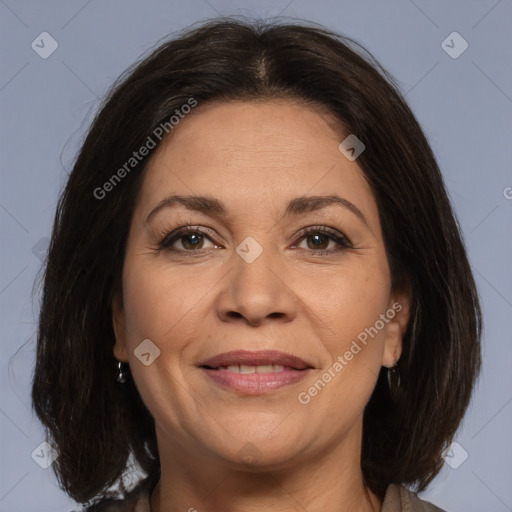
[1, 1, 511, 511]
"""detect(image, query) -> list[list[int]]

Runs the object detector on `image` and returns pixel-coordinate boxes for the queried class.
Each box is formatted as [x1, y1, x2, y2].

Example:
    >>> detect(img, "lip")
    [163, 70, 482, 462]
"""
[198, 350, 313, 370]
[198, 350, 314, 395]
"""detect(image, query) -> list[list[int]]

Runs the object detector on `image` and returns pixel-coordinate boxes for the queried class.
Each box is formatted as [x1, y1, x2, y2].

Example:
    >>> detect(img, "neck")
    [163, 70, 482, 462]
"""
[150, 422, 382, 512]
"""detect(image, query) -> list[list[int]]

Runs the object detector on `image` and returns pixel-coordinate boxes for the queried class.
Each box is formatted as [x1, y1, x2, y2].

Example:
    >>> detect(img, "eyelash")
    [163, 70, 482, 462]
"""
[156, 225, 354, 256]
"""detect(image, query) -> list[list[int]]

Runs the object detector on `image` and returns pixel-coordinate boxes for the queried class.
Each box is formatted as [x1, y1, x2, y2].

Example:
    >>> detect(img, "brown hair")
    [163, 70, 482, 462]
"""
[32, 17, 482, 504]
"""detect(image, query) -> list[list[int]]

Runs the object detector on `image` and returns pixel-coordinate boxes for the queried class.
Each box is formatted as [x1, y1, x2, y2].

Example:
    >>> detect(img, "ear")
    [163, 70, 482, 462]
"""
[381, 286, 411, 368]
[112, 292, 129, 362]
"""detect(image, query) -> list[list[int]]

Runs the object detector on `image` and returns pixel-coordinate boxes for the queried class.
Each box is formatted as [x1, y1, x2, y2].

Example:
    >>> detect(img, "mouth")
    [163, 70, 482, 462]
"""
[198, 350, 314, 395]
[198, 349, 313, 370]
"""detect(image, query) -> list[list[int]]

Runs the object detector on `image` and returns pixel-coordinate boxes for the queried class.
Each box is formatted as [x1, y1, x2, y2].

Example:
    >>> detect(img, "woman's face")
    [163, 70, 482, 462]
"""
[113, 100, 410, 469]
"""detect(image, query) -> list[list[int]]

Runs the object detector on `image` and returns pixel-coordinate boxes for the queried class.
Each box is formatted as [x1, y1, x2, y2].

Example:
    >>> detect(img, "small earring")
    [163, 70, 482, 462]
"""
[116, 361, 128, 383]
[387, 362, 401, 395]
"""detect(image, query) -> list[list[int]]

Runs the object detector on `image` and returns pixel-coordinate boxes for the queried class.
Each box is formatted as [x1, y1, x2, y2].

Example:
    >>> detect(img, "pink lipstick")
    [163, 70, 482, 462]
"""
[198, 350, 313, 395]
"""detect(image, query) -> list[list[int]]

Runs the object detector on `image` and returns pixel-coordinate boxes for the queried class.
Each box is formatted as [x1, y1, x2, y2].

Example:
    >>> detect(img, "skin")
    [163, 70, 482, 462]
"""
[112, 99, 411, 512]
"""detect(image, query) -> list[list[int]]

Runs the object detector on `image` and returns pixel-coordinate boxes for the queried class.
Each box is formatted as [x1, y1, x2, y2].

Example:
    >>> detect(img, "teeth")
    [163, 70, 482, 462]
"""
[255, 364, 273, 373]
[217, 364, 287, 373]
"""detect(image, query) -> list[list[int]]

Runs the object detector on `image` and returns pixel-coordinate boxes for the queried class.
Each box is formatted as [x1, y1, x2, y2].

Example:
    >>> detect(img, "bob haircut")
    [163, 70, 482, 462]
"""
[32, 18, 482, 504]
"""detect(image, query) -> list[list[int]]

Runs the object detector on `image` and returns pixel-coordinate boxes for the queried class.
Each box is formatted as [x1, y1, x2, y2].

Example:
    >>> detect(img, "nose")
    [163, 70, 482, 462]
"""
[215, 242, 299, 327]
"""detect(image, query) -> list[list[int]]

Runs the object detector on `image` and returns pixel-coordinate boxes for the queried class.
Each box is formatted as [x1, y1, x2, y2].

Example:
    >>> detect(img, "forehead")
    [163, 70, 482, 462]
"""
[137, 100, 379, 228]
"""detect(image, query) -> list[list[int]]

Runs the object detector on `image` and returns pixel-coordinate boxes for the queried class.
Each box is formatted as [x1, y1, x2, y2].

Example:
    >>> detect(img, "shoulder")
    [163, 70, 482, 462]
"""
[71, 479, 446, 512]
[70, 477, 153, 512]
[382, 483, 447, 512]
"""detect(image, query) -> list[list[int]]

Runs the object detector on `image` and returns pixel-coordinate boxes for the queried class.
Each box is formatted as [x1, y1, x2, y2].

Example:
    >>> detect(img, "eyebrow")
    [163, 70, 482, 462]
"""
[144, 193, 371, 231]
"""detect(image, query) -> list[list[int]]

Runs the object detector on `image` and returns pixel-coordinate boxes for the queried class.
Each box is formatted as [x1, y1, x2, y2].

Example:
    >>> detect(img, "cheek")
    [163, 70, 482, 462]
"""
[303, 256, 391, 350]
[121, 256, 211, 347]
[119, 258, 206, 426]
[121, 268, 166, 345]
[296, 257, 391, 408]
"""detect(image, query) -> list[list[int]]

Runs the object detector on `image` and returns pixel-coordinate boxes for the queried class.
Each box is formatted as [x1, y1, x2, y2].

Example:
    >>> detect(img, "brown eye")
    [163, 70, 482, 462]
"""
[293, 227, 353, 255]
[176, 232, 205, 250]
[160, 227, 220, 252]
[303, 233, 332, 251]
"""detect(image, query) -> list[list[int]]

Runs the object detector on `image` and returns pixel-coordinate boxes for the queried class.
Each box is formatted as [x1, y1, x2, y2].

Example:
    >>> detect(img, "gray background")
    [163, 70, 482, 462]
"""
[1, 0, 511, 511]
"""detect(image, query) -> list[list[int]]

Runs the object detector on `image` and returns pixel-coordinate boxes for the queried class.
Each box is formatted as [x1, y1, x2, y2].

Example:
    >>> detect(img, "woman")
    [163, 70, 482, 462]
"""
[32, 18, 481, 512]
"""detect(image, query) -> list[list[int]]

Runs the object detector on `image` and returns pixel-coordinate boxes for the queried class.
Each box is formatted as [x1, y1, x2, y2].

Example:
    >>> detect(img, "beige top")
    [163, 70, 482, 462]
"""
[81, 477, 447, 511]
